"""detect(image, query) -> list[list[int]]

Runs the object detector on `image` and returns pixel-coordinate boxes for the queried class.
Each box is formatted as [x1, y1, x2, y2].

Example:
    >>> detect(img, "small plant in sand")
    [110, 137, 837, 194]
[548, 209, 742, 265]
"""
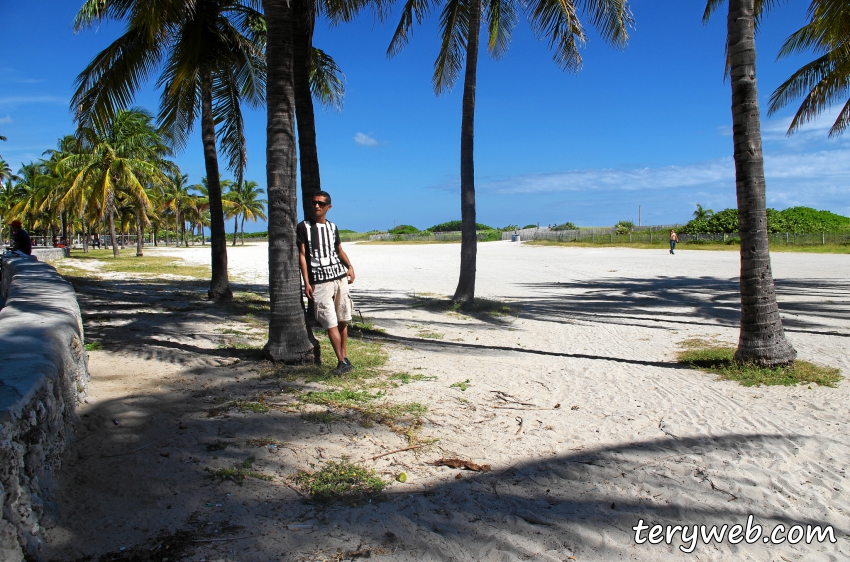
[85, 340, 102, 351]
[390, 372, 438, 385]
[450, 379, 471, 391]
[678, 340, 842, 387]
[293, 457, 388, 505]
[246, 436, 277, 447]
[208, 456, 273, 485]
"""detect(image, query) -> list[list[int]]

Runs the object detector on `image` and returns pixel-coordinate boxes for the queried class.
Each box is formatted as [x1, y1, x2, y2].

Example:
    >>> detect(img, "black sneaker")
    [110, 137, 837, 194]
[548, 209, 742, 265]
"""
[344, 357, 353, 366]
[333, 361, 354, 375]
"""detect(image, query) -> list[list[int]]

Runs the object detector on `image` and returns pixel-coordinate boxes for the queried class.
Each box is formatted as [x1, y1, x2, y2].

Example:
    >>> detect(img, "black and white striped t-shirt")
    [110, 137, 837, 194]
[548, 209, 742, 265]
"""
[296, 220, 348, 284]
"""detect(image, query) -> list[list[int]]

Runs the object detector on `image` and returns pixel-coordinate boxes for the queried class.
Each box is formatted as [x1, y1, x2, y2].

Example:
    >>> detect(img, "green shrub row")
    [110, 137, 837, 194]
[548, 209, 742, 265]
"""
[680, 207, 850, 234]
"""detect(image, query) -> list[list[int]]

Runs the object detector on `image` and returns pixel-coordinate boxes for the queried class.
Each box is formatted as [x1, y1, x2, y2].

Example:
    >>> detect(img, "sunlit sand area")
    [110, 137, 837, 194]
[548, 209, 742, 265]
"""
[45, 241, 849, 560]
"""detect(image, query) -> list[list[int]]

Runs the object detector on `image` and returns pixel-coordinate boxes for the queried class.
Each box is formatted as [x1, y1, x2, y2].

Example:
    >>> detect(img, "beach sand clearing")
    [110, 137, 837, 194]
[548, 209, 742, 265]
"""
[44, 241, 849, 561]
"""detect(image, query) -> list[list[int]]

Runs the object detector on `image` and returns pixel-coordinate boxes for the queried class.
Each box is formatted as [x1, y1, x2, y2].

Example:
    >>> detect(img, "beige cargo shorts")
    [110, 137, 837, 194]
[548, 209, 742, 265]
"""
[313, 276, 353, 329]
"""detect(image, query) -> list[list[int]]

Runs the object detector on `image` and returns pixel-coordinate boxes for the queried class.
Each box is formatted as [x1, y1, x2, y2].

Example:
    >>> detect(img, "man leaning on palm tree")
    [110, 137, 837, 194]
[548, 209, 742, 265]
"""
[297, 191, 356, 375]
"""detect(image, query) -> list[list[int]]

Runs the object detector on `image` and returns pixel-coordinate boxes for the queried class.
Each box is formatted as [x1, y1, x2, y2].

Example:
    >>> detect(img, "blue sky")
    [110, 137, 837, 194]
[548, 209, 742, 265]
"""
[1, 0, 848, 232]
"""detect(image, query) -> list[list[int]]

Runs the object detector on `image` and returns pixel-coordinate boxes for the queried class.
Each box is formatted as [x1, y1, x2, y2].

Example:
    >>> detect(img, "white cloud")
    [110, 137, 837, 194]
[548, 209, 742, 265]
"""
[0, 114, 11, 125]
[353, 132, 380, 147]
[0, 96, 66, 106]
[429, 147, 850, 207]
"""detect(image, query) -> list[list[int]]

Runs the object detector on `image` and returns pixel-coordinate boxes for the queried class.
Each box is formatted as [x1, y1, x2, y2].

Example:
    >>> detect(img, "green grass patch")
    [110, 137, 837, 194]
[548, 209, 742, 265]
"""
[85, 340, 102, 351]
[260, 332, 387, 387]
[59, 250, 212, 278]
[418, 331, 444, 340]
[293, 457, 388, 505]
[235, 400, 270, 413]
[299, 389, 381, 406]
[678, 345, 842, 387]
[412, 295, 520, 319]
[208, 456, 273, 485]
[390, 372, 438, 385]
[450, 379, 471, 391]
[301, 410, 338, 424]
[246, 436, 277, 447]
[525, 239, 850, 254]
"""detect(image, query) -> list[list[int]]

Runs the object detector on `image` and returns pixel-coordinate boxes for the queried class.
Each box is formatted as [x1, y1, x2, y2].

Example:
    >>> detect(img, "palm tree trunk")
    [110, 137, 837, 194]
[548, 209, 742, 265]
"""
[241, 216, 245, 245]
[263, 0, 317, 364]
[108, 204, 119, 257]
[293, 0, 321, 222]
[83, 223, 89, 253]
[728, 0, 796, 367]
[201, 70, 233, 300]
[452, 0, 480, 304]
[136, 208, 144, 257]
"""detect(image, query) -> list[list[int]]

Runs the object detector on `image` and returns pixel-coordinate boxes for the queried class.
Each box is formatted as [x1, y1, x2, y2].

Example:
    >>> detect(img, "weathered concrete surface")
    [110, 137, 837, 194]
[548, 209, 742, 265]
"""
[0, 256, 88, 560]
[31, 248, 70, 263]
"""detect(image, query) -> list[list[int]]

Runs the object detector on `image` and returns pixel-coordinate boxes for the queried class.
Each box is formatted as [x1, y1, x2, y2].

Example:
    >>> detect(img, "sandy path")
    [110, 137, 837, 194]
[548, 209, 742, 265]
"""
[44, 242, 849, 561]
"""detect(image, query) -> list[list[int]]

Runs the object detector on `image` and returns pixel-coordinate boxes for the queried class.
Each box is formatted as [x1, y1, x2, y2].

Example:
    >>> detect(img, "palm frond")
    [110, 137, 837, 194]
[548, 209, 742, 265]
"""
[483, 0, 518, 59]
[433, 0, 469, 94]
[311, 47, 346, 111]
[525, 0, 585, 72]
[388, 0, 438, 58]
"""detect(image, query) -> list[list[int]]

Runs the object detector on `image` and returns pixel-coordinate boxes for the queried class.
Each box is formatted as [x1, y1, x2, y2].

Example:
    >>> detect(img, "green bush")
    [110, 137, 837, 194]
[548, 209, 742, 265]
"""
[389, 225, 420, 235]
[551, 222, 578, 231]
[615, 220, 634, 234]
[681, 206, 850, 234]
[500, 224, 519, 231]
[429, 220, 495, 232]
[521, 224, 538, 229]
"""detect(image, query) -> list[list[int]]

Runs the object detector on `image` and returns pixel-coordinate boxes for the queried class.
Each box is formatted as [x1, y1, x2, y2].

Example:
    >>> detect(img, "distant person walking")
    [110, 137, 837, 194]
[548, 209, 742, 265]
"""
[669, 229, 679, 255]
[9, 220, 32, 255]
[297, 191, 357, 375]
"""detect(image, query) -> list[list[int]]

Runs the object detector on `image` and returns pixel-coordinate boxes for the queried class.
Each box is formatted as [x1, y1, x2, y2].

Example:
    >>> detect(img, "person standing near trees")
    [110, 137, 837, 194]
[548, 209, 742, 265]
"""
[9, 221, 32, 256]
[669, 229, 679, 255]
[297, 191, 356, 375]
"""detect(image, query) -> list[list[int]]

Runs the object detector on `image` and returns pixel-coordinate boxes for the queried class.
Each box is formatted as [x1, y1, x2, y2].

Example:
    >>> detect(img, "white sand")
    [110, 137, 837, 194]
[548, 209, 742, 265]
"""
[141, 241, 850, 560]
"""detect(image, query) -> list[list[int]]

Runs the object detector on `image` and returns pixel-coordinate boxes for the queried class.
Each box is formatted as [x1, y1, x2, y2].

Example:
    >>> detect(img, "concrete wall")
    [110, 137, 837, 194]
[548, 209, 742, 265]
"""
[30, 248, 70, 263]
[0, 256, 89, 561]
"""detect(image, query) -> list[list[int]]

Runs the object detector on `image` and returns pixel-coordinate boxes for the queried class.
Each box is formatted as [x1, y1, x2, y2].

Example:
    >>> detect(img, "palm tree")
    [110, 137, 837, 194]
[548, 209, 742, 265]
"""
[768, 0, 850, 136]
[59, 108, 171, 257]
[225, 180, 268, 244]
[292, 0, 349, 220]
[389, 0, 633, 303]
[693, 203, 715, 220]
[72, 0, 266, 299]
[703, 0, 796, 366]
[262, 0, 317, 363]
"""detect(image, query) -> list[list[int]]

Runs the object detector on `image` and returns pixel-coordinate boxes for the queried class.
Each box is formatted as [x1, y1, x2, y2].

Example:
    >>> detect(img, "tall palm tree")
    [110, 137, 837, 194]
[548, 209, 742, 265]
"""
[768, 0, 850, 136]
[389, 0, 633, 303]
[225, 179, 268, 244]
[693, 203, 715, 220]
[72, 0, 266, 299]
[60, 108, 171, 257]
[262, 0, 317, 363]
[704, 0, 797, 367]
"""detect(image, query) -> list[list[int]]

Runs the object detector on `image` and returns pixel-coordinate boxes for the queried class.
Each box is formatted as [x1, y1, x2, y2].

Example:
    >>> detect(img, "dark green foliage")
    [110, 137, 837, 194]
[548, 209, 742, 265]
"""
[681, 206, 850, 234]
[389, 224, 420, 234]
[551, 222, 578, 231]
[678, 344, 841, 387]
[768, 207, 850, 233]
[521, 224, 538, 229]
[614, 220, 634, 234]
[429, 220, 495, 232]
[294, 457, 387, 505]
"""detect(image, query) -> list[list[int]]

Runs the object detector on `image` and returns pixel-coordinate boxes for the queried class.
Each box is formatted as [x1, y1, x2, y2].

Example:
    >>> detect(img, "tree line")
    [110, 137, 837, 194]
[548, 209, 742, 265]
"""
[0, 111, 267, 256]
[1, 0, 845, 368]
[681, 205, 850, 234]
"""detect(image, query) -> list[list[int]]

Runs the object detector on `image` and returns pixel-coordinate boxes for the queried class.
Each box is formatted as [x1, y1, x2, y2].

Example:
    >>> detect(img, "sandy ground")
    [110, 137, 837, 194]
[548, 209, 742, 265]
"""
[42, 241, 850, 561]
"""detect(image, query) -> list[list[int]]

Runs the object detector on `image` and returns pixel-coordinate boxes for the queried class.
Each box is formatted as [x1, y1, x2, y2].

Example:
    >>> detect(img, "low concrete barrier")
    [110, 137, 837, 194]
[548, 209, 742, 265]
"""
[0, 256, 89, 560]
[31, 248, 70, 263]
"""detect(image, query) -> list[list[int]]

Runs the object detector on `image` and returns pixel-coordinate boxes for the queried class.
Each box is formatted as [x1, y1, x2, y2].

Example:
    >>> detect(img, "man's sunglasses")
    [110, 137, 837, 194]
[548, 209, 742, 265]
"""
[311, 200, 329, 208]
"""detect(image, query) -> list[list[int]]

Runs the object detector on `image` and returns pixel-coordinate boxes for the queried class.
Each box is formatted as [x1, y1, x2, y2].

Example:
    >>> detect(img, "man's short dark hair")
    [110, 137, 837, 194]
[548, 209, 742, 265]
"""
[313, 191, 331, 205]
